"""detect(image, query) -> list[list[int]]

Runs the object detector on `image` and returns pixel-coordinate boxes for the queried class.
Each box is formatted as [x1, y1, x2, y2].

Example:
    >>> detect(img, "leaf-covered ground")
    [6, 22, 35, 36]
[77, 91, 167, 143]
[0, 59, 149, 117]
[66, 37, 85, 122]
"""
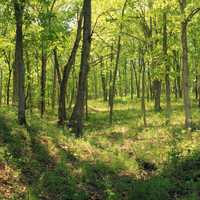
[0, 99, 200, 200]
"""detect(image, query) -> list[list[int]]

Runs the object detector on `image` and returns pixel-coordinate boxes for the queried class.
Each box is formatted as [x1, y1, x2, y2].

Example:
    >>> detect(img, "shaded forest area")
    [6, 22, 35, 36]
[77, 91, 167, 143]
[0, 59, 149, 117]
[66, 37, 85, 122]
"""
[1, 0, 200, 199]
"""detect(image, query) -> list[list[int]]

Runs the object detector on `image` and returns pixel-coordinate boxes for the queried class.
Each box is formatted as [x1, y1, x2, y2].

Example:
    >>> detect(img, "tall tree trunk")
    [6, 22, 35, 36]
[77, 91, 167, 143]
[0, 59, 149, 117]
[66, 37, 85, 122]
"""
[13, 60, 18, 105]
[180, 0, 191, 128]
[181, 21, 191, 128]
[130, 61, 134, 100]
[53, 48, 61, 86]
[40, 43, 47, 118]
[7, 68, 12, 105]
[58, 11, 83, 125]
[163, 11, 171, 122]
[3, 51, 12, 105]
[69, 0, 92, 137]
[52, 55, 57, 111]
[109, 0, 127, 124]
[124, 59, 128, 96]
[100, 57, 108, 101]
[141, 53, 147, 127]
[14, 0, 26, 125]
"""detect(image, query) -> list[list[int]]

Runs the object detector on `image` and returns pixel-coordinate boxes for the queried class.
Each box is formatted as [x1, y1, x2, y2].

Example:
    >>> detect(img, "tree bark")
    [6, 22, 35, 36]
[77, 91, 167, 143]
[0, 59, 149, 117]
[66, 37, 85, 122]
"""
[100, 57, 108, 101]
[69, 0, 92, 137]
[153, 79, 162, 112]
[163, 11, 171, 122]
[58, 11, 83, 125]
[14, 0, 26, 125]
[109, 0, 127, 124]
[141, 53, 147, 127]
[40, 43, 47, 118]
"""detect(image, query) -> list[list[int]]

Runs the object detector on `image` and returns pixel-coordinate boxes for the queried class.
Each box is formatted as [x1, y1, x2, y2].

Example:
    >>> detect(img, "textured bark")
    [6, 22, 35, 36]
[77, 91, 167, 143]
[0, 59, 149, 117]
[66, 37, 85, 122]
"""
[14, 0, 26, 125]
[69, 0, 92, 136]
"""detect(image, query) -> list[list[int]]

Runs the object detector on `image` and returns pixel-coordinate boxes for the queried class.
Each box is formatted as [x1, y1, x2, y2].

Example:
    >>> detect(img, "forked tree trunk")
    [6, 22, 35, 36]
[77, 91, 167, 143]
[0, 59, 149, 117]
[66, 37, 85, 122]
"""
[58, 11, 83, 125]
[69, 0, 92, 137]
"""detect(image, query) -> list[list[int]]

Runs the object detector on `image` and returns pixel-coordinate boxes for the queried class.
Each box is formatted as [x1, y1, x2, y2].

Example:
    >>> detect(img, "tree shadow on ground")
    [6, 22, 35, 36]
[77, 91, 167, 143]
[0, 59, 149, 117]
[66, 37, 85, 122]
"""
[1, 113, 200, 200]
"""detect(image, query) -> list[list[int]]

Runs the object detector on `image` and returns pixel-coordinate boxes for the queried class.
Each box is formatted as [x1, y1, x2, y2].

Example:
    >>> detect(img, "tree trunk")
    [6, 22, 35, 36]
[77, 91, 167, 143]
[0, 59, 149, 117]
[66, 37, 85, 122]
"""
[181, 21, 192, 128]
[12, 60, 18, 105]
[100, 57, 108, 101]
[141, 53, 147, 127]
[130, 61, 134, 100]
[180, 0, 192, 128]
[58, 11, 83, 125]
[52, 55, 57, 111]
[40, 43, 47, 118]
[163, 11, 171, 122]
[69, 0, 92, 137]
[109, 0, 127, 124]
[14, 0, 26, 125]
[153, 79, 162, 112]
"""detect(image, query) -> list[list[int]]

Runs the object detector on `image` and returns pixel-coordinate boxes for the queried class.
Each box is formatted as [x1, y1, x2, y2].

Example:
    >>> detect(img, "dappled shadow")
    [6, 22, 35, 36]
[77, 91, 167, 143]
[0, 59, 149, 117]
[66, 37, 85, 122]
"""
[1, 111, 200, 200]
[85, 108, 141, 132]
[0, 114, 85, 199]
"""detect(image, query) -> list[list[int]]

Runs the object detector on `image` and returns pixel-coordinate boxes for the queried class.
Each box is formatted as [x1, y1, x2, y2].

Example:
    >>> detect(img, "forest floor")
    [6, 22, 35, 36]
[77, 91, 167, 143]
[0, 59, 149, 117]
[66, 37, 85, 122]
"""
[0, 98, 200, 200]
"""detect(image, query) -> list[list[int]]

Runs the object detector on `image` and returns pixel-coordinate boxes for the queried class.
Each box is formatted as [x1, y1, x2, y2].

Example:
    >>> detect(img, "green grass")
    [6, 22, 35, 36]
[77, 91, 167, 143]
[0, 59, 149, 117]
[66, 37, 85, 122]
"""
[0, 98, 200, 199]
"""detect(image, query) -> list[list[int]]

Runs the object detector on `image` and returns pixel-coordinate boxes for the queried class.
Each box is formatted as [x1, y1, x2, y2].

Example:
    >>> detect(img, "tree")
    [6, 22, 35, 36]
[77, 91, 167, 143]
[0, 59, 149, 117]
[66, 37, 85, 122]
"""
[179, 0, 200, 128]
[13, 0, 26, 125]
[69, 0, 92, 137]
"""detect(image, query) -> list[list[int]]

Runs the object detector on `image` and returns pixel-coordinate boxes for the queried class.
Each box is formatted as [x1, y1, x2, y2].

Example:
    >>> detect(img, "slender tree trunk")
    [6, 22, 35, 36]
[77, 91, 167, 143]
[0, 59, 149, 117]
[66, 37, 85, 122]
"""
[181, 21, 192, 128]
[58, 11, 83, 125]
[53, 48, 61, 86]
[124, 59, 128, 96]
[100, 57, 108, 101]
[3, 51, 13, 106]
[130, 61, 134, 100]
[180, 0, 191, 128]
[163, 11, 171, 122]
[69, 0, 92, 137]
[109, 0, 127, 124]
[14, 0, 26, 125]
[52, 54, 57, 111]
[13, 60, 18, 105]
[40, 43, 47, 118]
[7, 68, 12, 105]
[141, 53, 147, 127]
